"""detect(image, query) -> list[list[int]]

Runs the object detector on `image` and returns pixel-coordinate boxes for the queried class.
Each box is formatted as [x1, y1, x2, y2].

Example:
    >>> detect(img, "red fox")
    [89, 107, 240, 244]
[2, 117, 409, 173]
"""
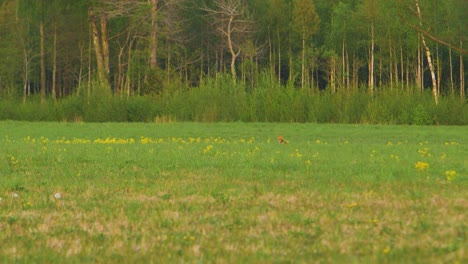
[277, 135, 288, 144]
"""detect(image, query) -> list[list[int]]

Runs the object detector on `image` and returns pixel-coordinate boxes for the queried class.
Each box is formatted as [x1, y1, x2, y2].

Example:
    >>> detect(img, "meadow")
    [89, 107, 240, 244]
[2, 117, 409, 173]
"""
[0, 121, 466, 263]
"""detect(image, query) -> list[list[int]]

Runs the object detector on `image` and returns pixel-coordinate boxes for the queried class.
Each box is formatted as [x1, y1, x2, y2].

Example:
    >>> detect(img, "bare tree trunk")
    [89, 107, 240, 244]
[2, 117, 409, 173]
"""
[400, 44, 404, 89]
[389, 40, 393, 90]
[301, 35, 305, 89]
[226, 16, 240, 81]
[88, 26, 92, 99]
[416, 36, 422, 92]
[77, 44, 84, 96]
[268, 30, 273, 83]
[449, 48, 454, 94]
[52, 26, 57, 101]
[342, 37, 345, 89]
[289, 44, 293, 83]
[330, 55, 336, 92]
[278, 31, 281, 84]
[436, 44, 441, 95]
[346, 50, 350, 89]
[89, 9, 110, 88]
[460, 39, 465, 98]
[379, 52, 382, 87]
[406, 55, 410, 90]
[16, 13, 31, 103]
[100, 16, 109, 75]
[149, 0, 158, 69]
[415, 0, 438, 104]
[369, 20, 374, 95]
[394, 48, 398, 88]
[40, 20, 46, 103]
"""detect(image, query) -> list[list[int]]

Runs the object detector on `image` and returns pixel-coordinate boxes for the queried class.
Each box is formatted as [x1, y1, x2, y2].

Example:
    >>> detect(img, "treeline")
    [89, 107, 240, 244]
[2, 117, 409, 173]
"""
[0, 0, 466, 99]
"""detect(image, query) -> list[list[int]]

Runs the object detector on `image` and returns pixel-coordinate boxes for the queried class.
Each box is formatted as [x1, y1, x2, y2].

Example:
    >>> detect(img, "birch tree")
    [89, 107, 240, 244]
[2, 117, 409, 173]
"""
[203, 0, 254, 81]
[292, 0, 320, 89]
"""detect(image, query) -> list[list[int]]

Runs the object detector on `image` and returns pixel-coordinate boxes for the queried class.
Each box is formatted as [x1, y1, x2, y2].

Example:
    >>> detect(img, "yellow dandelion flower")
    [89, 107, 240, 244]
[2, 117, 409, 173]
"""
[414, 161, 429, 171]
[445, 170, 457, 181]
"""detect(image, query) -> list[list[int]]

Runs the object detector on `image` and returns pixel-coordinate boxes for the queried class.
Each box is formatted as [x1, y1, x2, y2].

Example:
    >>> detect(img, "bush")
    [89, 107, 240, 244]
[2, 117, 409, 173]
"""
[0, 78, 465, 125]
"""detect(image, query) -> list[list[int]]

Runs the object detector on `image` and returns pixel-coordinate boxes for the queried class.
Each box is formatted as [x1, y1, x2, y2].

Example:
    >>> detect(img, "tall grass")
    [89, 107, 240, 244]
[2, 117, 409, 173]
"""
[0, 76, 466, 124]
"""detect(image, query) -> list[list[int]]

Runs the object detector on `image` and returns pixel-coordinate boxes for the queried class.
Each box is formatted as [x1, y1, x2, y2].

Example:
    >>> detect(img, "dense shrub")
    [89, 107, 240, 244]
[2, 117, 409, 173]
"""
[0, 77, 466, 125]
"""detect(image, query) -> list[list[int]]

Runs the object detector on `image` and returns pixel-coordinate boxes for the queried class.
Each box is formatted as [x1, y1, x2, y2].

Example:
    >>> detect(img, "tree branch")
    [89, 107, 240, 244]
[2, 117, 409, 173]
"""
[398, 14, 467, 55]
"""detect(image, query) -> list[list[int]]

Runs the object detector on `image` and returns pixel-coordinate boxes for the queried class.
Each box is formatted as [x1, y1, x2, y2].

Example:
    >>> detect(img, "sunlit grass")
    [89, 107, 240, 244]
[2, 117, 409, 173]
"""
[0, 121, 466, 263]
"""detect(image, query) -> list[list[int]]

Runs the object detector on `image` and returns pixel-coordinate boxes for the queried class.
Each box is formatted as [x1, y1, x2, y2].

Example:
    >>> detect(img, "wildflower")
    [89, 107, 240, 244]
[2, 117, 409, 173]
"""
[414, 161, 429, 171]
[346, 202, 358, 208]
[418, 147, 430, 157]
[203, 145, 213, 154]
[445, 170, 457, 181]
[0, 197, 2, 202]
[386, 141, 394, 146]
[12, 193, 19, 198]
[383, 247, 391, 254]
[54, 193, 61, 199]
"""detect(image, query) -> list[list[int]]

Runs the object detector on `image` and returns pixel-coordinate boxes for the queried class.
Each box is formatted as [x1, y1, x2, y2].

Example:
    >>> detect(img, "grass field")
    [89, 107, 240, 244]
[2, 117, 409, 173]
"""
[0, 121, 466, 263]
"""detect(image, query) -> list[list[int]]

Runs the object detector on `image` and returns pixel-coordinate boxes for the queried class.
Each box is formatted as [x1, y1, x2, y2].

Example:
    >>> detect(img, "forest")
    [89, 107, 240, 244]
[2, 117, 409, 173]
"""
[0, 0, 466, 123]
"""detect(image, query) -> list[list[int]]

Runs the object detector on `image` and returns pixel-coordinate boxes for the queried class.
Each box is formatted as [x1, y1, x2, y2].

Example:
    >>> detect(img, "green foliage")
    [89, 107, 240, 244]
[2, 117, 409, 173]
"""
[0, 76, 466, 125]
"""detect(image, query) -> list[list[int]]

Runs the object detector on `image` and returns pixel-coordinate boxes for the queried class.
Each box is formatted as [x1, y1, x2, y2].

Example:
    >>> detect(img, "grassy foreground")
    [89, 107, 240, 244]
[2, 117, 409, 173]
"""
[0, 121, 466, 263]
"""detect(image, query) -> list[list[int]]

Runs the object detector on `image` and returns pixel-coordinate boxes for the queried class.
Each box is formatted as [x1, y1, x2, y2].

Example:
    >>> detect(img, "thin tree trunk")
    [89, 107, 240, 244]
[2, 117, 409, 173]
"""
[415, 0, 438, 104]
[400, 44, 404, 89]
[346, 50, 350, 89]
[301, 34, 305, 89]
[277, 31, 281, 84]
[449, 48, 454, 94]
[149, 0, 158, 69]
[369, 20, 374, 95]
[77, 44, 83, 96]
[227, 15, 239, 82]
[394, 48, 398, 88]
[406, 55, 410, 90]
[330, 55, 336, 92]
[40, 20, 46, 103]
[88, 25, 92, 99]
[379, 52, 382, 87]
[288, 26, 293, 85]
[436, 44, 441, 95]
[389, 40, 393, 90]
[416, 36, 423, 92]
[460, 39, 465, 98]
[52, 26, 57, 101]
[342, 37, 345, 89]
[268, 29, 273, 83]
[100, 16, 109, 75]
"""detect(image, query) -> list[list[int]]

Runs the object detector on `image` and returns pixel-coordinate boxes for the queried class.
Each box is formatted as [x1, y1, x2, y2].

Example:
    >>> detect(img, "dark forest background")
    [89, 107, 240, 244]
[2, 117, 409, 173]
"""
[0, 0, 466, 124]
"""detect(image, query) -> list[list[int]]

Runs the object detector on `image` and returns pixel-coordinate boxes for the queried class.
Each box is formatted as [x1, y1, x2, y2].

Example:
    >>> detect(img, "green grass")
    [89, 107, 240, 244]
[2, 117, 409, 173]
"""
[0, 121, 466, 263]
